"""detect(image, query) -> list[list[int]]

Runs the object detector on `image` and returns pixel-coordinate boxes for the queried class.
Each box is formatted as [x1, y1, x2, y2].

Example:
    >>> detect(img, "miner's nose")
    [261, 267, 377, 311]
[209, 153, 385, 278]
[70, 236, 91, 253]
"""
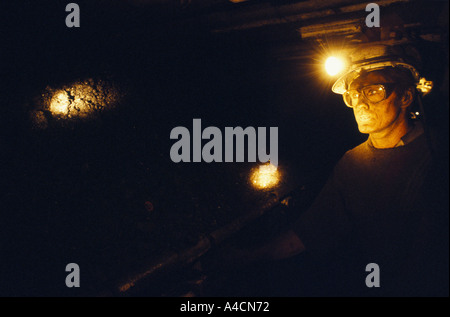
[353, 95, 369, 110]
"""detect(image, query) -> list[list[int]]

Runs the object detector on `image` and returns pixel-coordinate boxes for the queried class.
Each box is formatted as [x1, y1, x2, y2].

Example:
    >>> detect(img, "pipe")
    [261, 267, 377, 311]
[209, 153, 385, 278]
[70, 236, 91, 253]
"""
[106, 194, 281, 296]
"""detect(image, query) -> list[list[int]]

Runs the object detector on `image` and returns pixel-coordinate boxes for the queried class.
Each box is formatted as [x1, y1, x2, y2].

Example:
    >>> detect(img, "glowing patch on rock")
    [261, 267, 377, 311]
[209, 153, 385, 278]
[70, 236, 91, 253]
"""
[251, 163, 280, 189]
[50, 91, 71, 115]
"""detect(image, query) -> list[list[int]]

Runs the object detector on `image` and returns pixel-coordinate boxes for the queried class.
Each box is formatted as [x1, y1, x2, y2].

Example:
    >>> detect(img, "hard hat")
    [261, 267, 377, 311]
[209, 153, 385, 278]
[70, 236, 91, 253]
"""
[331, 44, 428, 95]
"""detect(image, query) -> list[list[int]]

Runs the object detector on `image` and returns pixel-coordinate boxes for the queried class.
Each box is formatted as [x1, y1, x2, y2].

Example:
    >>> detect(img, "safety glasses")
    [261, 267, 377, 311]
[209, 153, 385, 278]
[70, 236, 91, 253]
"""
[343, 83, 396, 108]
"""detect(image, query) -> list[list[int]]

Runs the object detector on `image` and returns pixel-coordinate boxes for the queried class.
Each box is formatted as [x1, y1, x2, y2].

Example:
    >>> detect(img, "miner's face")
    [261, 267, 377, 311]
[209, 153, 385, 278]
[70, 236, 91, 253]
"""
[347, 71, 403, 135]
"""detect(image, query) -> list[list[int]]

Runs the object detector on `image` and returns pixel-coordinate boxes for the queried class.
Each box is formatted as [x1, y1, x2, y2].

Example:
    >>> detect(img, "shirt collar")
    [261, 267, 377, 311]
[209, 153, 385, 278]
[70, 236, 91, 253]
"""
[394, 120, 424, 147]
[367, 120, 424, 148]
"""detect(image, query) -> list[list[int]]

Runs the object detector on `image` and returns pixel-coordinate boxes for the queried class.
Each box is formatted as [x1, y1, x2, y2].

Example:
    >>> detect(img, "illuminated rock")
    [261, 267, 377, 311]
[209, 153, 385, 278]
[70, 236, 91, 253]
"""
[32, 78, 124, 127]
[250, 163, 280, 189]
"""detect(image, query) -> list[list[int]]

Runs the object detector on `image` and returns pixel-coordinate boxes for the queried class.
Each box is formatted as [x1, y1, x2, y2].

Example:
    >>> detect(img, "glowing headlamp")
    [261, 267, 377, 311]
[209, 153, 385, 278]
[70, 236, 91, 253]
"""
[324, 44, 433, 96]
[325, 56, 346, 76]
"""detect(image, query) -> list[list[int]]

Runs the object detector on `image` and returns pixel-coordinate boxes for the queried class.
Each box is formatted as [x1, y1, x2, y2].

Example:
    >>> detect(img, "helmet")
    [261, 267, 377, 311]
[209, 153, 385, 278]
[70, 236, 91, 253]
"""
[331, 43, 431, 95]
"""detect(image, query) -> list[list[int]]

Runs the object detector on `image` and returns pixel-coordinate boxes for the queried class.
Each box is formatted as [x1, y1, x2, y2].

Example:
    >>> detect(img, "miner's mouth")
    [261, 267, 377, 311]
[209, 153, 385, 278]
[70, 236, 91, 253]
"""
[359, 115, 371, 122]
[358, 112, 374, 123]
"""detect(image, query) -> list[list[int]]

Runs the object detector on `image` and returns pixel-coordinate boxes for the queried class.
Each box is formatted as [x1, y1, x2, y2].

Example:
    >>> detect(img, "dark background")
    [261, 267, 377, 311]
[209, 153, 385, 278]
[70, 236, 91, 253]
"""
[1, 0, 448, 296]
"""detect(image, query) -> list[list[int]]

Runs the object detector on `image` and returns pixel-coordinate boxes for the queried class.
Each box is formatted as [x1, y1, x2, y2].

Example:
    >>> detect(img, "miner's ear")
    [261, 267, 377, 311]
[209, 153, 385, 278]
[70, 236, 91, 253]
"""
[400, 87, 414, 109]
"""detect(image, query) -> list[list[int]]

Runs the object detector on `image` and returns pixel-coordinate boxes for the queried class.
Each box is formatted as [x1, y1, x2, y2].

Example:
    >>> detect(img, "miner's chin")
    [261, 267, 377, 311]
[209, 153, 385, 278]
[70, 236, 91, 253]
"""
[356, 123, 373, 134]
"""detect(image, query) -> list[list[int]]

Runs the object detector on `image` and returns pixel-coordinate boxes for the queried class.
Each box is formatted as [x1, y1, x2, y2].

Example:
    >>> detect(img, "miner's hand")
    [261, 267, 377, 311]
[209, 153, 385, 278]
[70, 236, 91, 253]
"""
[197, 229, 305, 275]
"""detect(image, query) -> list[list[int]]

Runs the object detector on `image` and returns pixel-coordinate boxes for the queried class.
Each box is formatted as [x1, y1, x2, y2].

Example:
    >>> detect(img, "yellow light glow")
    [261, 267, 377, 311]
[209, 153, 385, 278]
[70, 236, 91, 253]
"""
[251, 163, 280, 189]
[50, 91, 70, 115]
[43, 79, 122, 121]
[325, 56, 345, 76]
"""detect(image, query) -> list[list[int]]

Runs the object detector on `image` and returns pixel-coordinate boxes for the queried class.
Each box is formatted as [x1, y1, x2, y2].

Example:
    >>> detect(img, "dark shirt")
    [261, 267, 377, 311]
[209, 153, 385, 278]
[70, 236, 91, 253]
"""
[292, 127, 449, 296]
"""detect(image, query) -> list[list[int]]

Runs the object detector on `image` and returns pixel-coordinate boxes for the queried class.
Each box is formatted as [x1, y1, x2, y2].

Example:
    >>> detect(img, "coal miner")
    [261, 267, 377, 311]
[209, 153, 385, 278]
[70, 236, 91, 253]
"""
[211, 44, 449, 296]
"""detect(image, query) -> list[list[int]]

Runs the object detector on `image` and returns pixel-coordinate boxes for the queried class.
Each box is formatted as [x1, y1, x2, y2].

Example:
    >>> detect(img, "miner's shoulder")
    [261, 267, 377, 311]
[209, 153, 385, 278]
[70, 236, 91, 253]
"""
[337, 140, 370, 166]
